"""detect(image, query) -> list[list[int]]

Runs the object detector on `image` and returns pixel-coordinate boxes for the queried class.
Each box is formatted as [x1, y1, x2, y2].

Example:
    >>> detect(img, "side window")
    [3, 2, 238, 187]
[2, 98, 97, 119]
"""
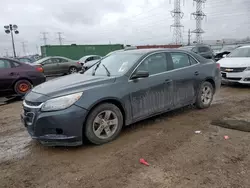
[136, 53, 167, 75]
[51, 58, 60, 63]
[170, 52, 190, 69]
[43, 59, 53, 64]
[0, 59, 11, 69]
[87, 57, 94, 62]
[189, 56, 198, 65]
[199, 47, 210, 53]
[192, 47, 198, 53]
[58, 58, 68, 63]
[94, 56, 101, 60]
[12, 61, 21, 67]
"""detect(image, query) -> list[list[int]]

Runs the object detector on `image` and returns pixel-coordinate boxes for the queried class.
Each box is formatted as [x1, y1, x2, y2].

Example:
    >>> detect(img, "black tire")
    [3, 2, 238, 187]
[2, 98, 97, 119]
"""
[84, 103, 123, 145]
[68, 66, 78, 74]
[195, 81, 214, 109]
[14, 79, 32, 96]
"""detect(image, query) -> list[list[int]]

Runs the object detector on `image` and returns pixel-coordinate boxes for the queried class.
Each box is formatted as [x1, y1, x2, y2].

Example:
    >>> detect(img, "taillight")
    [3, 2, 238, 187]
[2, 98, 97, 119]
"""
[216, 63, 220, 70]
[36, 66, 44, 73]
[77, 61, 81, 65]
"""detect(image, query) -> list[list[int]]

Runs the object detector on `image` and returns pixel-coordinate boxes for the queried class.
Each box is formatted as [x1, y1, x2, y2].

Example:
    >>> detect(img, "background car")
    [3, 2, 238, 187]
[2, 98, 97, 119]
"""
[32, 56, 82, 76]
[179, 44, 215, 60]
[214, 46, 239, 61]
[218, 46, 250, 85]
[78, 55, 102, 66]
[21, 48, 221, 146]
[0, 58, 45, 97]
[16, 55, 41, 64]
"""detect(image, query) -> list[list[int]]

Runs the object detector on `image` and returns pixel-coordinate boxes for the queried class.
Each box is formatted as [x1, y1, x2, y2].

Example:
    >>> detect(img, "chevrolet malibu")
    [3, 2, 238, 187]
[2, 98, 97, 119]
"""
[21, 49, 221, 146]
[219, 46, 250, 85]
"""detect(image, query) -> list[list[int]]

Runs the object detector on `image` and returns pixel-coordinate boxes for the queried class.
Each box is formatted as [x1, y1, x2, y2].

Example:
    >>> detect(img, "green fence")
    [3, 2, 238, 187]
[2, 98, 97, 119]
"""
[41, 44, 124, 60]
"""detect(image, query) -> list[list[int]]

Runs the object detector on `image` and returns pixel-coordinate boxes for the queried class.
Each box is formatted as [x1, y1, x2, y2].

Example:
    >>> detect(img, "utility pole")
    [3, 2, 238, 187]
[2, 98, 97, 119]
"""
[56, 32, 63, 45]
[4, 24, 19, 58]
[41, 32, 48, 45]
[188, 29, 191, 45]
[170, 0, 184, 45]
[191, 0, 207, 44]
[21, 42, 27, 55]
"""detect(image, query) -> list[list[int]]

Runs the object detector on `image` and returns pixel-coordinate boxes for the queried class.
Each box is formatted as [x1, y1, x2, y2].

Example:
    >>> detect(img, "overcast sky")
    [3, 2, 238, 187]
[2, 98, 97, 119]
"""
[1, 0, 250, 56]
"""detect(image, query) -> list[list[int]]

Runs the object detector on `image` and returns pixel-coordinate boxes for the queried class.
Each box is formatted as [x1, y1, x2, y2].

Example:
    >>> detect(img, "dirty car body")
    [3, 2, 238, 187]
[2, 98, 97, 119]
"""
[21, 49, 221, 146]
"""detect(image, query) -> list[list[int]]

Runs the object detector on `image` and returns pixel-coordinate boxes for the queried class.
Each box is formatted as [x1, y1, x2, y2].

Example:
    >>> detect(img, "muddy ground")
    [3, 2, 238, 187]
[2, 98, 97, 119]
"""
[0, 85, 250, 188]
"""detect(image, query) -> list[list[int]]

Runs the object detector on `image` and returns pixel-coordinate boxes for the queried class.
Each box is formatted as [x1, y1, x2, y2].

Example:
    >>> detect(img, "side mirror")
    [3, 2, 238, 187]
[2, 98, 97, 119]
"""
[222, 54, 227, 58]
[131, 70, 149, 79]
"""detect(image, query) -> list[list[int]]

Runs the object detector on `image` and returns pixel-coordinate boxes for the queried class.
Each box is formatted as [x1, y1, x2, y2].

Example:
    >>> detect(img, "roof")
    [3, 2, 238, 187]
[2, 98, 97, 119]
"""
[119, 48, 193, 55]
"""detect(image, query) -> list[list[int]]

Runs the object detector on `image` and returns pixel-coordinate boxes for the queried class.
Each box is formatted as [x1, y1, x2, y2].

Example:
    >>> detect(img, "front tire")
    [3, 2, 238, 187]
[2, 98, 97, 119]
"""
[195, 81, 214, 109]
[14, 80, 32, 96]
[84, 103, 123, 145]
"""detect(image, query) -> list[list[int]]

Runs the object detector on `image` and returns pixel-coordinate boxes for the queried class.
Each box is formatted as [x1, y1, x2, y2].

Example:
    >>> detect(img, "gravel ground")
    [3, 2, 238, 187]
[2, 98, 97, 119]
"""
[0, 85, 250, 188]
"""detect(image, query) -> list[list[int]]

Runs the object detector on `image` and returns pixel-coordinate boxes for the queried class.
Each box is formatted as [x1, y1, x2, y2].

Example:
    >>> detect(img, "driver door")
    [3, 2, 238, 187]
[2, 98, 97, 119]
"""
[128, 52, 174, 121]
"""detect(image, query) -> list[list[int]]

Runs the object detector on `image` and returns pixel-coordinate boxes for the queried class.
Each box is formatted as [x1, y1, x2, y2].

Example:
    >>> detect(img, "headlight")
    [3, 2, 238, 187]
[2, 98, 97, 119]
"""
[41, 92, 83, 112]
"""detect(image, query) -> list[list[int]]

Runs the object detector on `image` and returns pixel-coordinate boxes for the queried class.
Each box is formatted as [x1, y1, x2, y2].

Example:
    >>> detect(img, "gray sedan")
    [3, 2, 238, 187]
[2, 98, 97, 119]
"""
[32, 56, 82, 76]
[21, 49, 221, 146]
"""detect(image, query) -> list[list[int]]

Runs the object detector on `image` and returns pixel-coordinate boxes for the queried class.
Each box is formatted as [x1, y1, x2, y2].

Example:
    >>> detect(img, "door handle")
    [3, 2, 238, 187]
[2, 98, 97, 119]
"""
[194, 71, 199, 76]
[9, 72, 15, 76]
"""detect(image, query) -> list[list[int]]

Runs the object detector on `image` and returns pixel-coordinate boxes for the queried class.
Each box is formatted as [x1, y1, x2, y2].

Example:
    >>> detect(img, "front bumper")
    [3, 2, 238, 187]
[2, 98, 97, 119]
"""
[21, 104, 88, 146]
[221, 71, 250, 85]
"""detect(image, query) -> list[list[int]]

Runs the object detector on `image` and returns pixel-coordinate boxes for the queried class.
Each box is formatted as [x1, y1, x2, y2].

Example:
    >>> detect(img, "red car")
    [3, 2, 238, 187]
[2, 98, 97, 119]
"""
[0, 58, 46, 97]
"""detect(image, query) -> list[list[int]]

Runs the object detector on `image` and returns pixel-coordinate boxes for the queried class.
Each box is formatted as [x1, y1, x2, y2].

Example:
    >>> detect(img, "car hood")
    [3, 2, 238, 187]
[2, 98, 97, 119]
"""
[31, 73, 116, 98]
[218, 57, 250, 67]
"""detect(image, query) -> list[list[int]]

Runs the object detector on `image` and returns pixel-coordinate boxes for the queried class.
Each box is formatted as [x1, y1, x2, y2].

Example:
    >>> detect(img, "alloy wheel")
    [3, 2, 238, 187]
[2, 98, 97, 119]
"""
[201, 86, 212, 105]
[92, 110, 119, 139]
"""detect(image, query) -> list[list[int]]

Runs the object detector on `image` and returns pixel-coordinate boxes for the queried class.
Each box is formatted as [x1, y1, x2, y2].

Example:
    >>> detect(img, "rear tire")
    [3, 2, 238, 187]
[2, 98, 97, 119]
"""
[195, 81, 214, 109]
[14, 80, 32, 96]
[68, 66, 78, 74]
[84, 103, 123, 145]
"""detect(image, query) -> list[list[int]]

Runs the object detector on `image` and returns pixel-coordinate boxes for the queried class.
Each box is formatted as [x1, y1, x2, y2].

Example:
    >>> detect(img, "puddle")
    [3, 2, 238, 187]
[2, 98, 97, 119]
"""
[0, 131, 32, 163]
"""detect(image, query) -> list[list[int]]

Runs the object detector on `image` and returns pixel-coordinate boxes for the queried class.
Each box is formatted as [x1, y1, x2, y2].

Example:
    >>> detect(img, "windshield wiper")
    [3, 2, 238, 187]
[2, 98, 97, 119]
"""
[92, 60, 102, 76]
[102, 64, 111, 77]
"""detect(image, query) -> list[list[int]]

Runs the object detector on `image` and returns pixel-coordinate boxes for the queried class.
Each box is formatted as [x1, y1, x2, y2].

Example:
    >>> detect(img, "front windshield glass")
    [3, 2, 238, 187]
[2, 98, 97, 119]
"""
[85, 53, 142, 76]
[228, 48, 250, 58]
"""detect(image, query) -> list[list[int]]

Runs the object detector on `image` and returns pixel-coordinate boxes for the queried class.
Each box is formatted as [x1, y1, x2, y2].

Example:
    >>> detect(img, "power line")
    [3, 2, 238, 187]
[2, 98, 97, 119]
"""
[191, 0, 207, 44]
[41, 32, 49, 45]
[170, 0, 184, 45]
[56, 32, 64, 45]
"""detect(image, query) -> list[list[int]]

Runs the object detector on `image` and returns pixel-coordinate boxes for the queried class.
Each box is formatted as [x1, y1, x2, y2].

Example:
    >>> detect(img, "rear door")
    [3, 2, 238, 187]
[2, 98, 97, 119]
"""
[0, 59, 19, 92]
[167, 52, 200, 107]
[42, 58, 59, 76]
[129, 52, 174, 121]
[57, 58, 70, 74]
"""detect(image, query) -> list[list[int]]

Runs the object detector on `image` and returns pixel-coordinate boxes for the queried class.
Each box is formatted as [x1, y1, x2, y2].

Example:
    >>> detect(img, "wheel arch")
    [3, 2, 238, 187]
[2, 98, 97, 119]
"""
[204, 77, 215, 92]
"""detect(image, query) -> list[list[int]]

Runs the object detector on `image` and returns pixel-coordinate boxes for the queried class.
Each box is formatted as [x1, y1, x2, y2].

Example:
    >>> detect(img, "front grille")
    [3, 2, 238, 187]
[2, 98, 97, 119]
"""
[24, 100, 42, 107]
[221, 67, 246, 73]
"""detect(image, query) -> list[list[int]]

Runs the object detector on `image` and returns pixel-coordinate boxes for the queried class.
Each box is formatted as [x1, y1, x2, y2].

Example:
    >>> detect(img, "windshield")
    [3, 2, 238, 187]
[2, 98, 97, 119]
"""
[228, 48, 250, 58]
[85, 53, 142, 76]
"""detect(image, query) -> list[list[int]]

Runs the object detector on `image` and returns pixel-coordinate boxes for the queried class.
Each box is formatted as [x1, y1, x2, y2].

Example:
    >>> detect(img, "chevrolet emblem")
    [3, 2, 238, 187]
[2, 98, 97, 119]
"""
[225, 68, 233, 72]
